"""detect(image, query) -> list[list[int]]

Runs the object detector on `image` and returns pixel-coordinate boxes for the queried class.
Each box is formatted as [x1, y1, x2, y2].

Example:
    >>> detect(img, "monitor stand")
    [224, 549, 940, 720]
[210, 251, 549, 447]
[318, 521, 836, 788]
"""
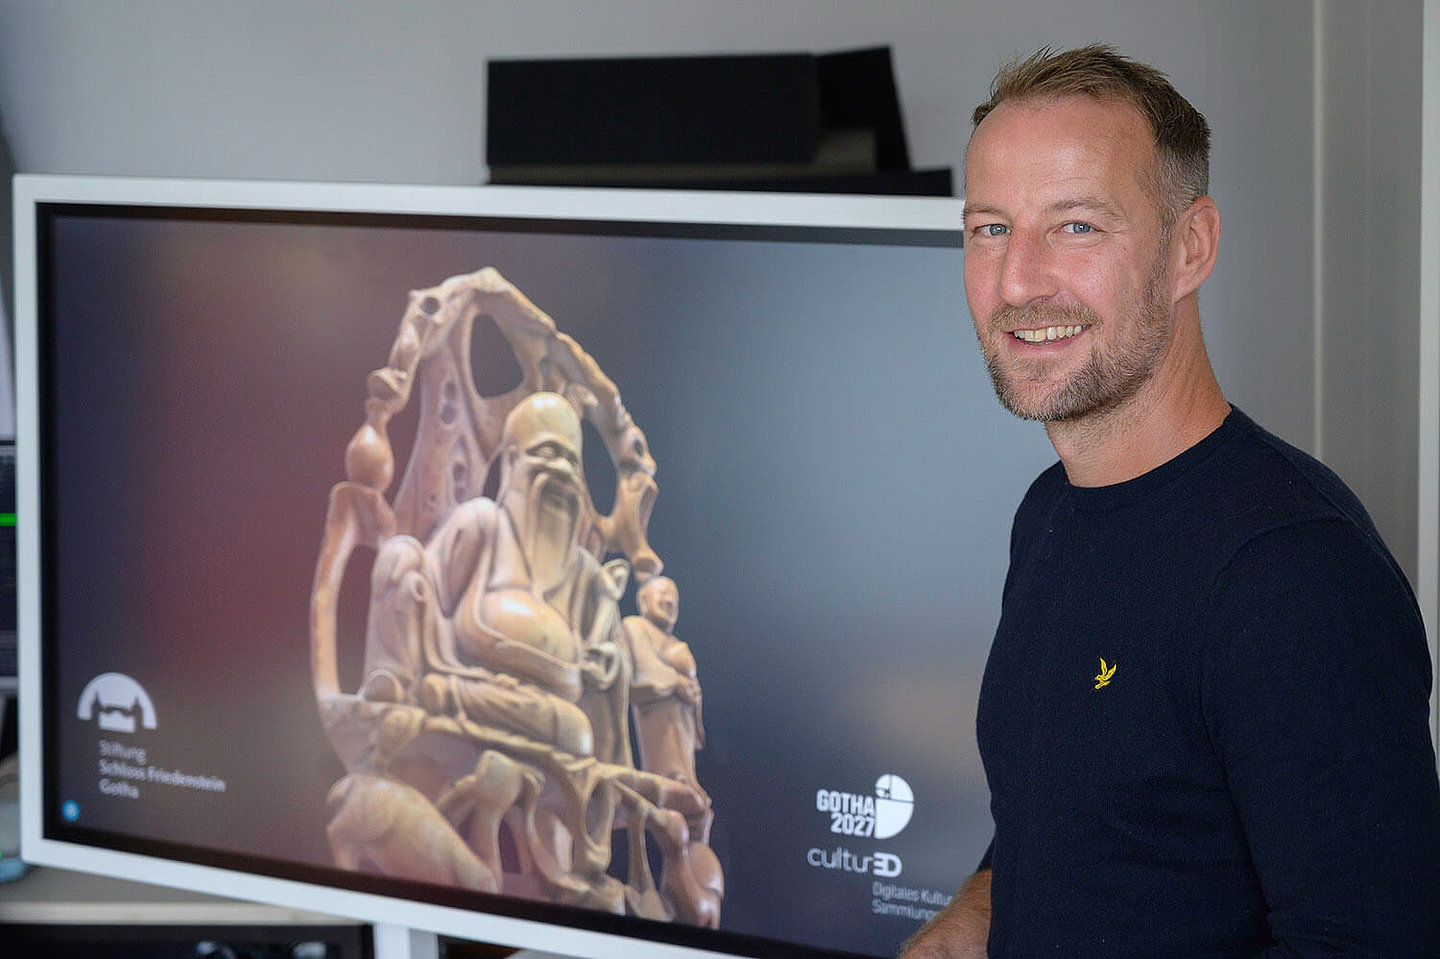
[373, 923, 576, 959]
[373, 924, 440, 959]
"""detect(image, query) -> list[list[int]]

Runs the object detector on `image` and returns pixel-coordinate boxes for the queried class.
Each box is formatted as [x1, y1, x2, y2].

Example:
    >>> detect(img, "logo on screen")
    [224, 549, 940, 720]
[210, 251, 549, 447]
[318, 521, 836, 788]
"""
[77, 673, 157, 734]
[874, 774, 915, 839]
[806, 846, 903, 878]
[817, 773, 915, 839]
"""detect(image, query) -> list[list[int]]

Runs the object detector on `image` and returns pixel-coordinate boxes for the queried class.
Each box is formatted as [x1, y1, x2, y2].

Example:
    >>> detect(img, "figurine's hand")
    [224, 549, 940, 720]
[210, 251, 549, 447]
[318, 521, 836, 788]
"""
[680, 677, 702, 704]
[583, 641, 621, 689]
[359, 669, 406, 703]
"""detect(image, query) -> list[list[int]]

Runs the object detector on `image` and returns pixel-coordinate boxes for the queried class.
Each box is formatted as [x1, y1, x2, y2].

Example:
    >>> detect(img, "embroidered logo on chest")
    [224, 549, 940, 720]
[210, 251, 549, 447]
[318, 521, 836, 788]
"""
[1094, 657, 1117, 689]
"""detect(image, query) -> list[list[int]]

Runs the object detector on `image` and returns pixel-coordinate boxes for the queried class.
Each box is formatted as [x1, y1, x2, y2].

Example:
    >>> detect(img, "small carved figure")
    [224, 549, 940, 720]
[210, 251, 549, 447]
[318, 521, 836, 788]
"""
[624, 577, 704, 787]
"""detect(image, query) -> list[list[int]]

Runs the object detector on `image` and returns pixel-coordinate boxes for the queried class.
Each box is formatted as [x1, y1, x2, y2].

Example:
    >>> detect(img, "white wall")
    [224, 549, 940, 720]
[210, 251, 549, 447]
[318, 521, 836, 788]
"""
[6, 0, 1425, 586]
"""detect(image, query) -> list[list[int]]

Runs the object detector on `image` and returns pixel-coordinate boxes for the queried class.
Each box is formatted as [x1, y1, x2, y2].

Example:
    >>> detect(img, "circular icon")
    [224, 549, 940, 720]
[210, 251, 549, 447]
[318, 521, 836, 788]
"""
[62, 801, 80, 822]
[874, 774, 914, 839]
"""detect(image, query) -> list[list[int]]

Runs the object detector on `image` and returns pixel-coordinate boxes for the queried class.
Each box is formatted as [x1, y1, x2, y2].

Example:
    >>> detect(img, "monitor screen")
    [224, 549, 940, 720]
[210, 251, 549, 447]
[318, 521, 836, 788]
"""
[16, 175, 1053, 958]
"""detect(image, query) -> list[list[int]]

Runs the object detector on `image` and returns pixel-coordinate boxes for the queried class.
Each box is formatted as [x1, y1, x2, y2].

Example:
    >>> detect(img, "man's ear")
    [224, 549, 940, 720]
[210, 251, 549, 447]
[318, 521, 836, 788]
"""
[1171, 196, 1220, 302]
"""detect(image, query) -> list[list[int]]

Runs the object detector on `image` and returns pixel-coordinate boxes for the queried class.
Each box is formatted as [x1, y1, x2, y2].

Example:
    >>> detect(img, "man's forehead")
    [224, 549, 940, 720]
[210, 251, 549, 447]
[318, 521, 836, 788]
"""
[963, 96, 1158, 207]
[970, 93, 1150, 145]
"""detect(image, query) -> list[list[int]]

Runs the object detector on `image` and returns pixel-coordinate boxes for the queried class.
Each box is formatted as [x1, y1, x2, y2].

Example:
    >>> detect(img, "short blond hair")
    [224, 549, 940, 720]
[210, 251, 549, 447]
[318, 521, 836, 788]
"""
[973, 44, 1210, 222]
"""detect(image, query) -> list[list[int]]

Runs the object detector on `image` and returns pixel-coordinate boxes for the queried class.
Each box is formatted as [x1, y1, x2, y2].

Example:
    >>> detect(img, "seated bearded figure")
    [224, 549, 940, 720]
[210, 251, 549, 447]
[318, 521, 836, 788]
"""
[358, 391, 627, 760]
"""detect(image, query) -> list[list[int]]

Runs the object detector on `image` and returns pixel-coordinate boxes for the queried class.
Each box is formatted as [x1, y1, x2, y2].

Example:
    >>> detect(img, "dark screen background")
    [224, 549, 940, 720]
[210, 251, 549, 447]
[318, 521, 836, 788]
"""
[40, 203, 1054, 957]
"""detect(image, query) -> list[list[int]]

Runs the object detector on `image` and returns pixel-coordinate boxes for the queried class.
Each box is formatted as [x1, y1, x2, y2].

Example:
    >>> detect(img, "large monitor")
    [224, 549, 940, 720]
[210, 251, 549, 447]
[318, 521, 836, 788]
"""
[15, 175, 1052, 958]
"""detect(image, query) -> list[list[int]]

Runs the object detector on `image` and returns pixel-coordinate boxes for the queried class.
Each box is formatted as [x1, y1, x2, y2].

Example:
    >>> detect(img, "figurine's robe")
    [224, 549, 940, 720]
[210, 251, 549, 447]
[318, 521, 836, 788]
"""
[624, 615, 703, 785]
[362, 497, 629, 762]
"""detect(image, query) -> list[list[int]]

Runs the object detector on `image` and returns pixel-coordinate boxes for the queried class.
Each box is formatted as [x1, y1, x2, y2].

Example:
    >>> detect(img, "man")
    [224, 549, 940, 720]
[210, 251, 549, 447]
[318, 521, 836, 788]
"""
[903, 45, 1440, 956]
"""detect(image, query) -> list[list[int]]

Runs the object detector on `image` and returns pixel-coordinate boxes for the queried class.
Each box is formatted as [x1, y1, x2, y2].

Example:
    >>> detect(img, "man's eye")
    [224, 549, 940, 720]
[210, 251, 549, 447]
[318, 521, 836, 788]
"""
[1061, 222, 1094, 235]
[977, 223, 1009, 237]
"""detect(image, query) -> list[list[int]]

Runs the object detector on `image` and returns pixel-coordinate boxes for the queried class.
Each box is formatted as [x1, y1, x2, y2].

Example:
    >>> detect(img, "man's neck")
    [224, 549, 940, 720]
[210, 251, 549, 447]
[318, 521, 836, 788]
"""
[1045, 327, 1231, 488]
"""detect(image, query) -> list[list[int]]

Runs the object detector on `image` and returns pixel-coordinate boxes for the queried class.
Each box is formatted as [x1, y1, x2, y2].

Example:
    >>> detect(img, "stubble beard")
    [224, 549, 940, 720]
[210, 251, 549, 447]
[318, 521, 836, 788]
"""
[978, 261, 1173, 423]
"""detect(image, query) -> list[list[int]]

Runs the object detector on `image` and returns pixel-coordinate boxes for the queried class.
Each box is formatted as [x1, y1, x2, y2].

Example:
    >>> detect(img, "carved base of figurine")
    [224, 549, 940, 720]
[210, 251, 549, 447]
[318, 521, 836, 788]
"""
[319, 691, 721, 927]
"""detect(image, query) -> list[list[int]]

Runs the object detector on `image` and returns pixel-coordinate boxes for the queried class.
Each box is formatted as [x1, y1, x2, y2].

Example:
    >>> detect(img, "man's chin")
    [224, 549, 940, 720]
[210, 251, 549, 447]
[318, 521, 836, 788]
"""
[999, 395, 1064, 423]
[989, 367, 1066, 421]
[995, 378, 1097, 423]
[986, 352, 1124, 423]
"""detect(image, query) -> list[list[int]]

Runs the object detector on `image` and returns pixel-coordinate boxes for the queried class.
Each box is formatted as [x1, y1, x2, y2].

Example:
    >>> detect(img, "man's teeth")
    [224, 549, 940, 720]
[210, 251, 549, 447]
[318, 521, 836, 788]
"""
[1013, 325, 1084, 343]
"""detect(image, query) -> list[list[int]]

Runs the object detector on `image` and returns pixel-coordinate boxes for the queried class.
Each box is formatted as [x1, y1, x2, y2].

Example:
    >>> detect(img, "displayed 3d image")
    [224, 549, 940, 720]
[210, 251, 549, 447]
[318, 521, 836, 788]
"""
[310, 268, 723, 925]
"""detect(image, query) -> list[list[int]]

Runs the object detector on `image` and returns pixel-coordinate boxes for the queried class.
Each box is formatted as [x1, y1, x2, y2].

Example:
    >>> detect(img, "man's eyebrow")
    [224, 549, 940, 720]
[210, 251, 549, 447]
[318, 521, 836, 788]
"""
[961, 202, 1004, 223]
[962, 197, 1129, 224]
[1046, 196, 1127, 220]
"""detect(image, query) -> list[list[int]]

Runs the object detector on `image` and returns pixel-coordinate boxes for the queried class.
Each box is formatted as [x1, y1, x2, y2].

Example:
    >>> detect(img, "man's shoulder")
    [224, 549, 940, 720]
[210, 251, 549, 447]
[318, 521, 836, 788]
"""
[1006, 409, 1400, 580]
[1203, 408, 1382, 543]
[1192, 410, 1418, 618]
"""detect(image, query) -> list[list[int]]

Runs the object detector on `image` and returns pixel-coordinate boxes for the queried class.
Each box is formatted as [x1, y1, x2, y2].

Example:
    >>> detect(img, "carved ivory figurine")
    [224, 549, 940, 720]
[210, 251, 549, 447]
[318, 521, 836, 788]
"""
[625, 577, 705, 788]
[310, 268, 723, 924]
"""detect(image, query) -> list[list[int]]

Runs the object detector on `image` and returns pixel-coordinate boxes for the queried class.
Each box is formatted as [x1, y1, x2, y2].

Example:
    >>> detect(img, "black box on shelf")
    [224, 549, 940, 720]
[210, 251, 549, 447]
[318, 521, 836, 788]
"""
[486, 46, 952, 196]
[487, 53, 822, 168]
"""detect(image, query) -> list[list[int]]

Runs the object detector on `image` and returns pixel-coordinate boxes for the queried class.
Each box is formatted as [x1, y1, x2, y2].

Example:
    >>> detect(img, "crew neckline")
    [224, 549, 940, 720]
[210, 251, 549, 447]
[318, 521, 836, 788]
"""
[1063, 406, 1246, 512]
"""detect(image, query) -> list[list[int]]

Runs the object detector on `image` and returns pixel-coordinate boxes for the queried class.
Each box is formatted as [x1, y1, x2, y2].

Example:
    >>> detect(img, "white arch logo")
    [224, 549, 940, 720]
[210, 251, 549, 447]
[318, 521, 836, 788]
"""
[874, 773, 915, 840]
[77, 673, 157, 734]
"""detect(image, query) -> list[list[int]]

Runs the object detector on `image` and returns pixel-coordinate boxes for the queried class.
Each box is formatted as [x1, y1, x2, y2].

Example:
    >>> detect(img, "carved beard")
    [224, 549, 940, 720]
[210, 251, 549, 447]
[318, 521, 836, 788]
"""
[521, 469, 580, 595]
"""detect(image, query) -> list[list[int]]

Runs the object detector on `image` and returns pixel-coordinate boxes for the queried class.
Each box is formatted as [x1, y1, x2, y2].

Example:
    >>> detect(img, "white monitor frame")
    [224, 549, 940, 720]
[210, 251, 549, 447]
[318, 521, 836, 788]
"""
[15, 174, 974, 959]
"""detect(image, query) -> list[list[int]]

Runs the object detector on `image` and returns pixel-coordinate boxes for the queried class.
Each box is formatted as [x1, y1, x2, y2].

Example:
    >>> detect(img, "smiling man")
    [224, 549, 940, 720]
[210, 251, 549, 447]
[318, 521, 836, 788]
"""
[902, 45, 1440, 957]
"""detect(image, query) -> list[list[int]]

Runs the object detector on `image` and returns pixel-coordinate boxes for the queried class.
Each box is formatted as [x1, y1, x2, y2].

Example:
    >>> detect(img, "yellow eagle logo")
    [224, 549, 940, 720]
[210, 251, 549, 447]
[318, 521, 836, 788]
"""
[1094, 658, 1117, 690]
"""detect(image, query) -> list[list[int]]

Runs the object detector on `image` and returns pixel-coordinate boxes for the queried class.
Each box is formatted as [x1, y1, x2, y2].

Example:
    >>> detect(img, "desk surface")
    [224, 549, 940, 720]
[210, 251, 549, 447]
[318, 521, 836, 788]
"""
[0, 864, 362, 927]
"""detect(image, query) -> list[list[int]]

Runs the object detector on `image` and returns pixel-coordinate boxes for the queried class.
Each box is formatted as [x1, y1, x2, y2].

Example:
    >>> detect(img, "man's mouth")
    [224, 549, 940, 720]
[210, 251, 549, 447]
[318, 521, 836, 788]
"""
[1011, 324, 1085, 344]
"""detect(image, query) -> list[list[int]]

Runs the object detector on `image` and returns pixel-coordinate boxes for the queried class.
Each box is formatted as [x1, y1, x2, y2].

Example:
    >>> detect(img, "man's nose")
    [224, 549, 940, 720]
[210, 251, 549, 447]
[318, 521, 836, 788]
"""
[997, 234, 1058, 307]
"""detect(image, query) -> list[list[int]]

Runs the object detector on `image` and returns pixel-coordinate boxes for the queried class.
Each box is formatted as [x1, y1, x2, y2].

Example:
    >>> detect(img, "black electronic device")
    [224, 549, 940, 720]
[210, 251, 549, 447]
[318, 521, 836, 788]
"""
[486, 47, 951, 196]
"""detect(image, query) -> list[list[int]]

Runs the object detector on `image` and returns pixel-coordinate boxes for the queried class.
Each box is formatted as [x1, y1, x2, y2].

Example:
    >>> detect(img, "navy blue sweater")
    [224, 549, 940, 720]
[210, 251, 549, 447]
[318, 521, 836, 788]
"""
[976, 409, 1440, 956]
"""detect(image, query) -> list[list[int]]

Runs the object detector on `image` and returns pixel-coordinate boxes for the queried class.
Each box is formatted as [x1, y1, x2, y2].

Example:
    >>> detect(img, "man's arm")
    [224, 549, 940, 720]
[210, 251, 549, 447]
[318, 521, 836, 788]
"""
[1204, 521, 1440, 953]
[898, 868, 990, 958]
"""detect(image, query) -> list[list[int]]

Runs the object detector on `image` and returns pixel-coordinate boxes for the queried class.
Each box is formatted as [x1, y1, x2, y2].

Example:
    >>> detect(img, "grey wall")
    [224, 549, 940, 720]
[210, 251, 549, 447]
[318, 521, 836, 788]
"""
[1318, 0, 1425, 587]
[4, 1, 1422, 580]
